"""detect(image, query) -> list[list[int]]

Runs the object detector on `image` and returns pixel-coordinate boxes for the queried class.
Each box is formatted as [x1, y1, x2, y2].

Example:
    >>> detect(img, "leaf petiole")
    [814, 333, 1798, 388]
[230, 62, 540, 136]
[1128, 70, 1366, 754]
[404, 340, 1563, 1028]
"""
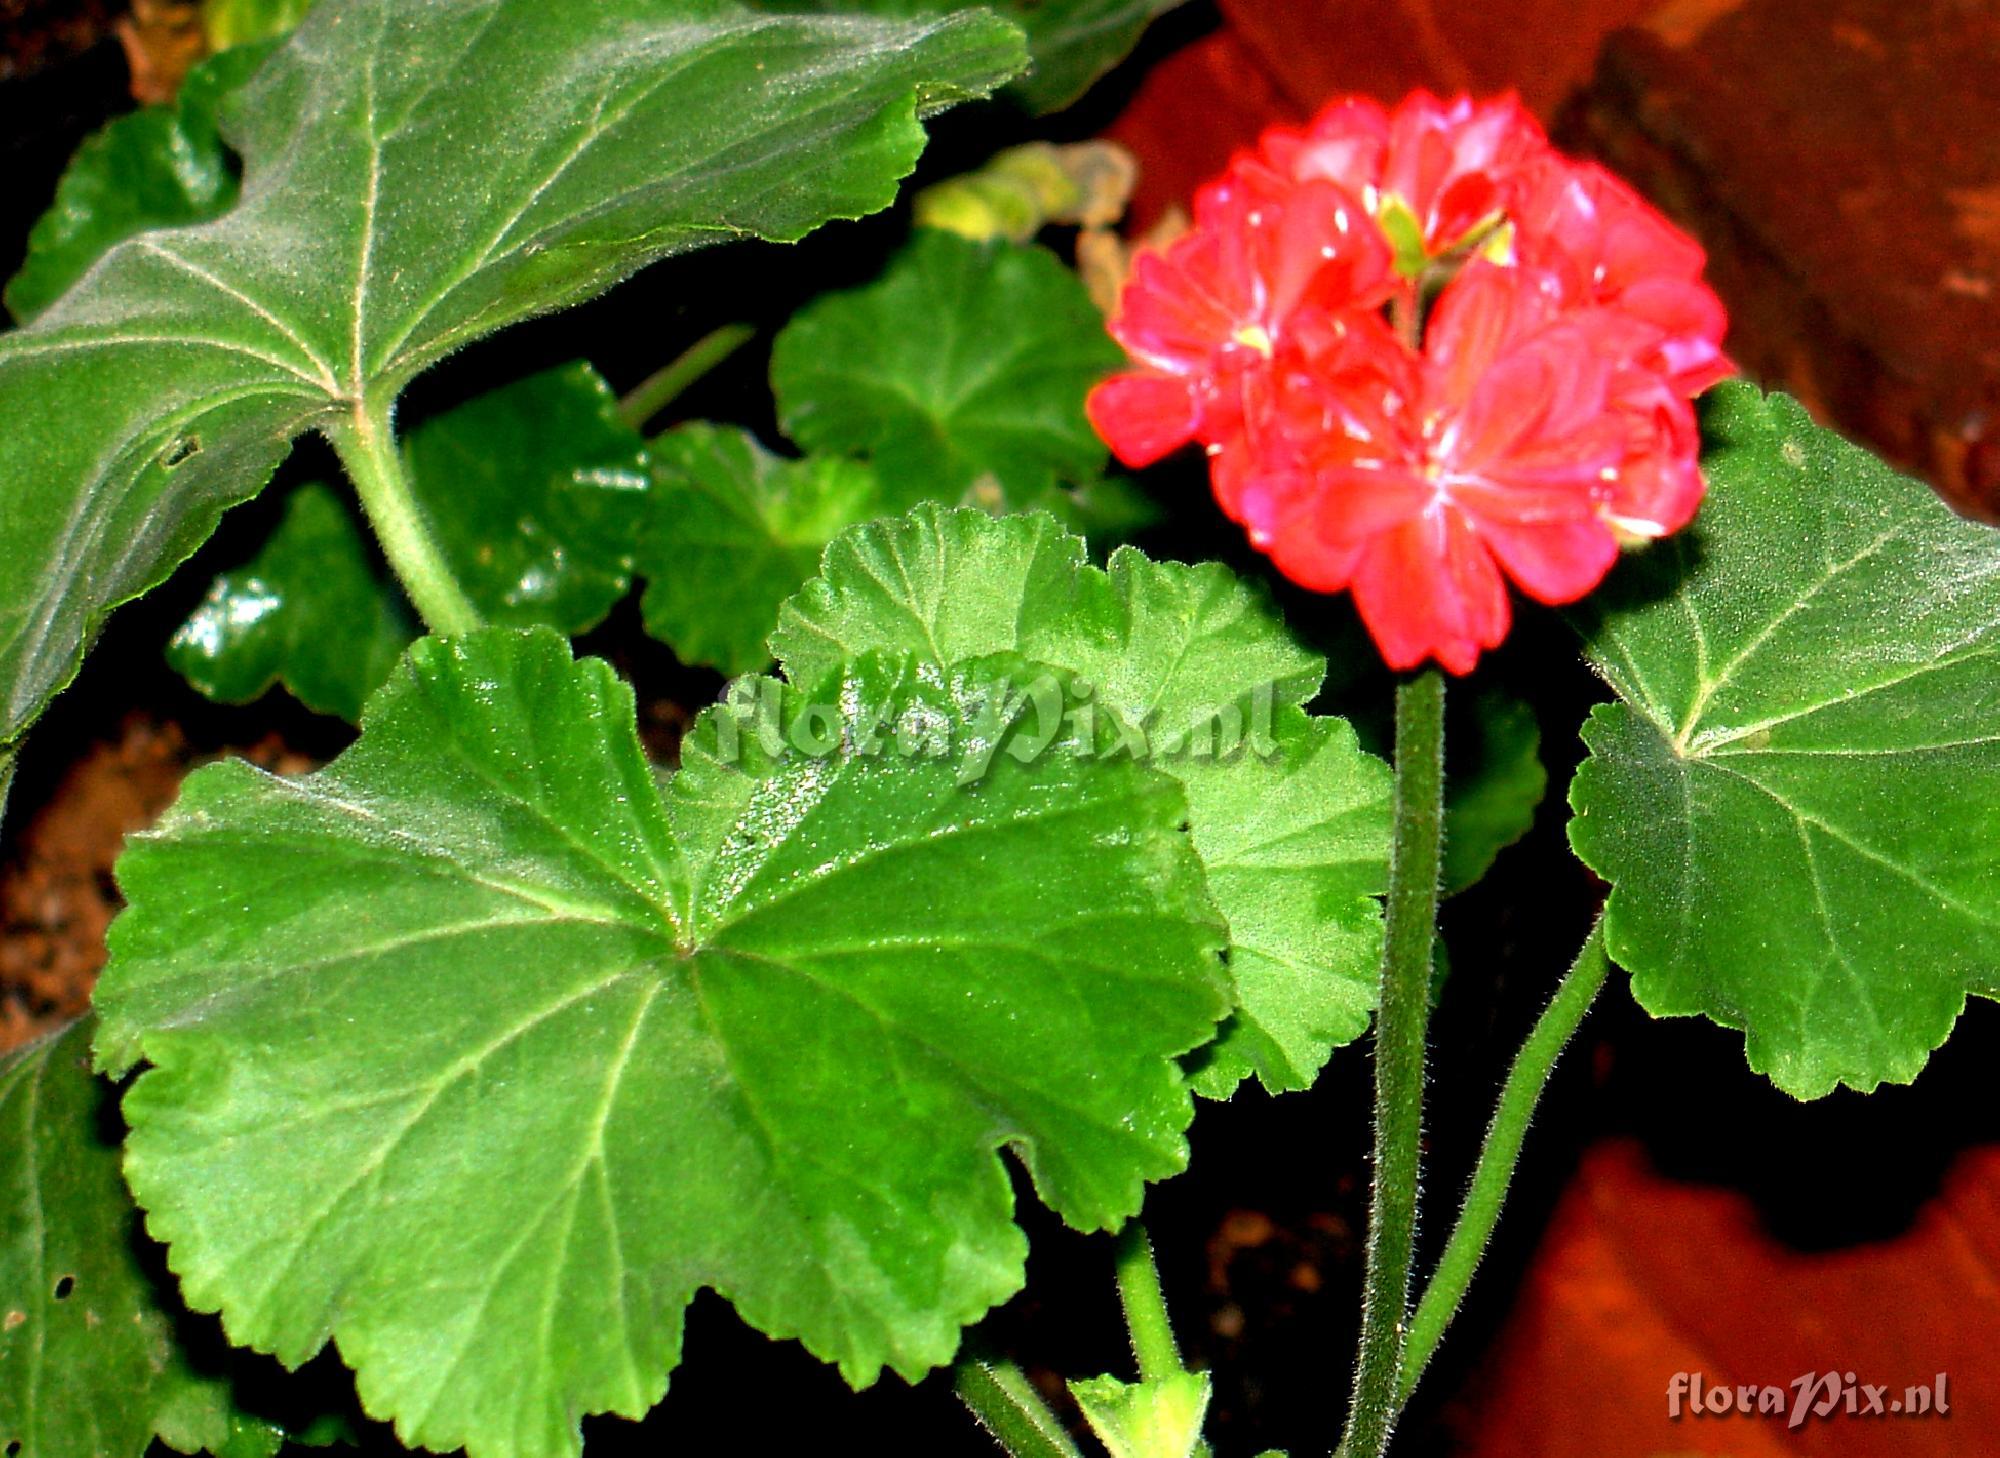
[327, 396, 484, 637]
[619, 321, 757, 433]
[1396, 916, 1610, 1405]
[956, 1356, 1087, 1458]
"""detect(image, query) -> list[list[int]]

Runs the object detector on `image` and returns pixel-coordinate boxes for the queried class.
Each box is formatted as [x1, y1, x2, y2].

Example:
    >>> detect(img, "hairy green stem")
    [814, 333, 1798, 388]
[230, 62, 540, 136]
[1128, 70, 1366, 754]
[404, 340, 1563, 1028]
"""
[954, 1357, 1084, 1458]
[620, 321, 756, 432]
[1114, 1223, 1181, 1385]
[1339, 667, 1446, 1458]
[0, 747, 15, 841]
[329, 397, 483, 637]
[1396, 916, 1610, 1405]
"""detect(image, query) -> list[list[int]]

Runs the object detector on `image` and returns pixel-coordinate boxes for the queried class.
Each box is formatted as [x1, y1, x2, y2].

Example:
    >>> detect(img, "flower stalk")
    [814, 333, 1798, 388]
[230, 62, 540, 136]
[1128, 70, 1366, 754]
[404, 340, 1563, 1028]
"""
[619, 321, 756, 433]
[1339, 667, 1446, 1458]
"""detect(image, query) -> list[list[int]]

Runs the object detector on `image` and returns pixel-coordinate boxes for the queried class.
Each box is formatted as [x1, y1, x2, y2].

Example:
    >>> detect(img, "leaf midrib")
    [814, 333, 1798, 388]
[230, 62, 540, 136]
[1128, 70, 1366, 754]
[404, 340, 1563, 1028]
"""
[1669, 517, 1911, 753]
[1675, 640, 2000, 758]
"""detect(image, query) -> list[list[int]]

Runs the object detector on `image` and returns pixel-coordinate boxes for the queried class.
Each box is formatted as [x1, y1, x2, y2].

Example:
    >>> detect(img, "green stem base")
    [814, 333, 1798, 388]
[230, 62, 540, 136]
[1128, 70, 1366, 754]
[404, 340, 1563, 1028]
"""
[1114, 1224, 1182, 1386]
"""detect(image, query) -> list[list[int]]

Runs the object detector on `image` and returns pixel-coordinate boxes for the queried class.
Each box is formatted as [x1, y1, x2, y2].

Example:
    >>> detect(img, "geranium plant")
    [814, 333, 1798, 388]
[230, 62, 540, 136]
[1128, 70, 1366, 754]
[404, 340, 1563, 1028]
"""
[1, 5, 1995, 1458]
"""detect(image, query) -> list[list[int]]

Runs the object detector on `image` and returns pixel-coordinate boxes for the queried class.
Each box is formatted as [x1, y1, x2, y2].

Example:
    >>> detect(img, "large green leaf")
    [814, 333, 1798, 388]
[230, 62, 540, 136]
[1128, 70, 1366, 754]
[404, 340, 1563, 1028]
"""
[771, 0, 1188, 112]
[638, 423, 884, 675]
[95, 628, 1227, 1458]
[0, 1021, 286, 1458]
[0, 0, 1025, 769]
[771, 232, 1123, 509]
[773, 506, 1391, 1095]
[1570, 383, 2000, 1097]
[4, 44, 272, 324]
[169, 362, 649, 719]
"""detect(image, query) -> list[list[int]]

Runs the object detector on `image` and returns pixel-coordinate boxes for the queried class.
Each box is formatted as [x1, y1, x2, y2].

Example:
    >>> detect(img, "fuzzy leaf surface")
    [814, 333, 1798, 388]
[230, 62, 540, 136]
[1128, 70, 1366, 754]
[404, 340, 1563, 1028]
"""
[771, 233, 1122, 509]
[0, 0, 1024, 763]
[95, 628, 1227, 1458]
[1570, 383, 2000, 1097]
[638, 423, 883, 675]
[4, 45, 270, 323]
[771, 0, 1186, 111]
[774, 506, 1390, 1095]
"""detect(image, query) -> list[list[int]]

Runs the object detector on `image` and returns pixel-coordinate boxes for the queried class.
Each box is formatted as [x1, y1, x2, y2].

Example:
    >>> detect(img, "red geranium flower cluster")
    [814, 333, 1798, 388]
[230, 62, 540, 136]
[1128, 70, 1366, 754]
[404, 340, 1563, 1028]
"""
[1088, 93, 1732, 673]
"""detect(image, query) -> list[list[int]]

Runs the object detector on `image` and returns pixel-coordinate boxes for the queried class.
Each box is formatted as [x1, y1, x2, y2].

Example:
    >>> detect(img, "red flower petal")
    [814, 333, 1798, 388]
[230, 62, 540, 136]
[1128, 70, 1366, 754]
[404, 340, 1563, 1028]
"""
[1267, 179, 1394, 316]
[1350, 508, 1511, 674]
[1605, 375, 1706, 537]
[1110, 244, 1245, 373]
[1087, 372, 1203, 467]
[1474, 515, 1623, 604]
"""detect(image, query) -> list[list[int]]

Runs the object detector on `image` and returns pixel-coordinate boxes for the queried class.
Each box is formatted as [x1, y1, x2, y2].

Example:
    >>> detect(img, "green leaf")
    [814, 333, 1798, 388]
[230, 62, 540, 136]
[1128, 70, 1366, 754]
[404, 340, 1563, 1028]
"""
[1441, 691, 1546, 896]
[0, 0, 1026, 767]
[404, 361, 650, 634]
[95, 628, 1228, 1458]
[0, 1021, 287, 1458]
[1569, 383, 2000, 1097]
[1069, 1370, 1210, 1458]
[1177, 708, 1389, 1097]
[770, 0, 1188, 112]
[204, 0, 315, 51]
[773, 505, 1391, 1095]
[169, 362, 649, 719]
[167, 482, 414, 722]
[773, 504, 1086, 689]
[771, 232, 1123, 509]
[638, 423, 883, 676]
[4, 43, 272, 324]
